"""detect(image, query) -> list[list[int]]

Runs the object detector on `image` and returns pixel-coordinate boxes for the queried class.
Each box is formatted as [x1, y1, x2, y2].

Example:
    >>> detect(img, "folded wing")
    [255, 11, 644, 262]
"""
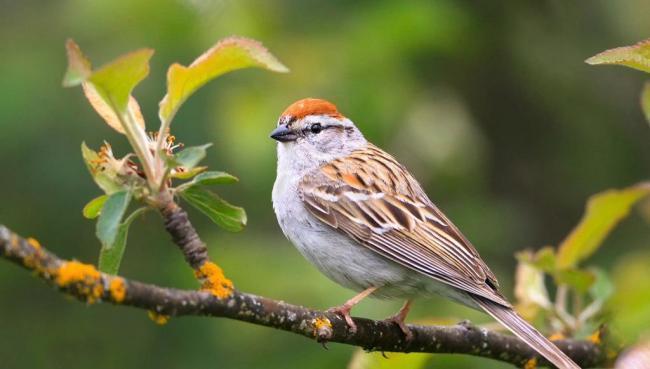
[299, 144, 510, 307]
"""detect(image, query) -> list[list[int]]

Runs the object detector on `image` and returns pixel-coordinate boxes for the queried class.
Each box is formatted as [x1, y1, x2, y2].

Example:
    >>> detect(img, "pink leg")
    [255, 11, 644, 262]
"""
[385, 300, 413, 340]
[327, 286, 378, 333]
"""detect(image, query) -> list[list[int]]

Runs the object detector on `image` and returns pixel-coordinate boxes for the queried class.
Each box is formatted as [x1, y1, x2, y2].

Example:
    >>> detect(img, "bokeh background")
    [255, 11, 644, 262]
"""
[1, 1, 649, 368]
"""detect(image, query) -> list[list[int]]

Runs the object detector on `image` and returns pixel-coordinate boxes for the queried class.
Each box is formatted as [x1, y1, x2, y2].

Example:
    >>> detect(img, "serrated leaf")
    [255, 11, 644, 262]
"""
[81, 142, 123, 194]
[173, 143, 212, 170]
[159, 36, 289, 124]
[176, 170, 238, 192]
[88, 48, 154, 113]
[514, 253, 551, 319]
[589, 268, 614, 303]
[554, 268, 596, 294]
[83, 194, 108, 219]
[586, 39, 650, 73]
[180, 186, 246, 232]
[557, 182, 650, 269]
[98, 207, 146, 274]
[348, 348, 430, 369]
[96, 191, 131, 246]
[641, 81, 650, 125]
[63, 39, 91, 87]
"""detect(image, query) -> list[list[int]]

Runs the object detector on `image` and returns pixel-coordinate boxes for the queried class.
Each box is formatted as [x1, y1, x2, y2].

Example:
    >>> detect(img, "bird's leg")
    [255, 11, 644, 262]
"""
[327, 286, 378, 333]
[384, 300, 413, 340]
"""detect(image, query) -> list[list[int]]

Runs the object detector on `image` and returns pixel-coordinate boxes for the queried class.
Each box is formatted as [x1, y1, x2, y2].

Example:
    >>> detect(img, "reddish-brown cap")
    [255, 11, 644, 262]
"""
[279, 98, 344, 122]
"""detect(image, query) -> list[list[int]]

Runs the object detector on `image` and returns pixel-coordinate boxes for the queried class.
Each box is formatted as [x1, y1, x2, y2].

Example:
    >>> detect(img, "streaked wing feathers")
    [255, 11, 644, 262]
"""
[299, 144, 510, 307]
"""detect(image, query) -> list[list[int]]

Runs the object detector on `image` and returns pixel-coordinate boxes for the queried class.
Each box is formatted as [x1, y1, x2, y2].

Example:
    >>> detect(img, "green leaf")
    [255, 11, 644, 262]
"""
[88, 48, 154, 113]
[159, 36, 289, 124]
[514, 252, 551, 318]
[96, 191, 132, 246]
[515, 246, 557, 274]
[176, 170, 238, 192]
[170, 166, 207, 179]
[81, 142, 123, 194]
[533, 246, 557, 273]
[83, 194, 108, 219]
[348, 348, 430, 369]
[586, 39, 650, 73]
[64, 40, 147, 134]
[589, 268, 614, 303]
[641, 81, 650, 125]
[554, 268, 596, 294]
[62, 39, 91, 87]
[173, 143, 212, 170]
[556, 182, 650, 269]
[180, 186, 246, 232]
[192, 171, 239, 185]
[98, 207, 147, 274]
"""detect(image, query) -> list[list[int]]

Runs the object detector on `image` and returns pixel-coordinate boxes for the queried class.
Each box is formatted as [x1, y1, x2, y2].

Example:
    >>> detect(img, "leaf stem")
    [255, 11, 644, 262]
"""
[116, 104, 157, 190]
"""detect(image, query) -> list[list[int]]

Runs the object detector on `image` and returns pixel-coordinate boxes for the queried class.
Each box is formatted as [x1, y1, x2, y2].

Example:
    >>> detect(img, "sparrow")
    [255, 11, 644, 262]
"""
[271, 98, 580, 369]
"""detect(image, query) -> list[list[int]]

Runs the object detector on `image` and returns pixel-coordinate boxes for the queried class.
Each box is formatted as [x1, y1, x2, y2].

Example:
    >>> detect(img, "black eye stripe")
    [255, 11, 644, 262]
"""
[302, 123, 332, 134]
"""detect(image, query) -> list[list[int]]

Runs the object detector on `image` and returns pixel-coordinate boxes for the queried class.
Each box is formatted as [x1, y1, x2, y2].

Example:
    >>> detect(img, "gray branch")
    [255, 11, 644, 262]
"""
[0, 224, 609, 368]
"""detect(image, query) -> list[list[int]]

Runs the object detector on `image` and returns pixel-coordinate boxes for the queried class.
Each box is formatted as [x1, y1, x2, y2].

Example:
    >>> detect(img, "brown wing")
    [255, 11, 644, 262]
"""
[299, 144, 510, 307]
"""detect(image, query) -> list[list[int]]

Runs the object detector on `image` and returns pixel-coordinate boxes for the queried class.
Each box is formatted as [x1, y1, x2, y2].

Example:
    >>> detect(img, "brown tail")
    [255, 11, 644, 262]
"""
[472, 296, 581, 369]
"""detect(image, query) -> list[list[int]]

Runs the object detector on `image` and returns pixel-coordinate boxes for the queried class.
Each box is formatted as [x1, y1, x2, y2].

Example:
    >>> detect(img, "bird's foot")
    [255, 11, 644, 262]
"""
[327, 304, 357, 333]
[383, 313, 414, 341]
[326, 287, 379, 334]
[383, 300, 414, 341]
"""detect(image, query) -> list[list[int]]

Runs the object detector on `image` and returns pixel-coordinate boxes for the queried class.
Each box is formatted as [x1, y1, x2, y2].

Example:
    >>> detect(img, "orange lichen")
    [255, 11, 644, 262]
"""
[194, 261, 233, 299]
[312, 316, 333, 337]
[148, 310, 170, 325]
[524, 357, 537, 369]
[588, 329, 602, 345]
[26, 237, 42, 251]
[22, 248, 41, 269]
[19, 237, 50, 273]
[109, 277, 126, 303]
[55, 260, 103, 303]
[548, 332, 565, 341]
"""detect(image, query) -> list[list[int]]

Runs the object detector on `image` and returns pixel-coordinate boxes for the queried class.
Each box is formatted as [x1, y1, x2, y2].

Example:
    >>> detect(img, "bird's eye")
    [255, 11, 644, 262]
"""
[310, 123, 323, 134]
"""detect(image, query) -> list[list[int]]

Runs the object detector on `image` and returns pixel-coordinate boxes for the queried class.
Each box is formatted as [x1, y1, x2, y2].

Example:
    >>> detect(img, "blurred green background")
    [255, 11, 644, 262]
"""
[1, 1, 649, 368]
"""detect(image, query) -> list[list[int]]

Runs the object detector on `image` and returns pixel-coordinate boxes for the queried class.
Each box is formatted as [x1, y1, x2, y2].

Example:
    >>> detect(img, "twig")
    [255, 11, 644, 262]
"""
[159, 200, 210, 269]
[0, 224, 610, 368]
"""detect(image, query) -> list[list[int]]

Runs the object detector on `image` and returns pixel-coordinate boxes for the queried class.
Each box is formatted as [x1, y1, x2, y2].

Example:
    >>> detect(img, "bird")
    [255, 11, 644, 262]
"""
[270, 98, 580, 369]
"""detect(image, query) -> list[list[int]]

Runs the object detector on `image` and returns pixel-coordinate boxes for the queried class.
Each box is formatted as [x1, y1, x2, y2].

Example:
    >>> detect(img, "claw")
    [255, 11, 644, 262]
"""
[384, 314, 414, 341]
[326, 286, 378, 334]
[383, 300, 414, 341]
[327, 305, 357, 333]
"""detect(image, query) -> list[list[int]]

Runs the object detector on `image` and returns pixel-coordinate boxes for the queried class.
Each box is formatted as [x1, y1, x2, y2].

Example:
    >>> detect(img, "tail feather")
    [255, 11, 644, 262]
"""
[472, 296, 581, 369]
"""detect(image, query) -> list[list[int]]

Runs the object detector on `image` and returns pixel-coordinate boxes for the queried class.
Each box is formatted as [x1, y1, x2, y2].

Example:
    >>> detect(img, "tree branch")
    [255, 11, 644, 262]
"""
[0, 224, 608, 368]
[159, 200, 210, 269]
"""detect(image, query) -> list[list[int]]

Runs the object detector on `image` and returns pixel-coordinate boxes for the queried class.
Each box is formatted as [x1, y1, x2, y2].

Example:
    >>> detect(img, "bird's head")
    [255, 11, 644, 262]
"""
[271, 98, 366, 169]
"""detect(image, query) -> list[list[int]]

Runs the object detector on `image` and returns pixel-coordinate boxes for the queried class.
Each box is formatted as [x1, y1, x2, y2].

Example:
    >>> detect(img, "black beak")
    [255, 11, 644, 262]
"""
[270, 124, 297, 142]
